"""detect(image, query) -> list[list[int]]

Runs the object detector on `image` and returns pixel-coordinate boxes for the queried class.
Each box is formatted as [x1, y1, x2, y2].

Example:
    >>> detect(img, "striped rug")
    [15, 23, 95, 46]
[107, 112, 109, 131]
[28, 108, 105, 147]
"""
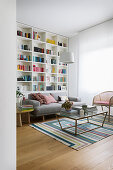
[30, 116, 113, 150]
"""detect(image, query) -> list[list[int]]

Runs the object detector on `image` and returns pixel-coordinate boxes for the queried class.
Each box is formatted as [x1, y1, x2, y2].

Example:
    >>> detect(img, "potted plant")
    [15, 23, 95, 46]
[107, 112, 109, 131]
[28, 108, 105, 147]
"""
[16, 89, 24, 106]
[62, 100, 73, 111]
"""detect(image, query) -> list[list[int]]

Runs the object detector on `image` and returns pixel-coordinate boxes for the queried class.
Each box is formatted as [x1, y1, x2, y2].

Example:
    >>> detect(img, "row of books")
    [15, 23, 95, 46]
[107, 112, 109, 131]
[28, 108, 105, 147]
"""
[58, 77, 66, 82]
[17, 64, 31, 71]
[18, 54, 31, 61]
[33, 84, 44, 91]
[33, 76, 45, 81]
[18, 105, 33, 111]
[33, 65, 44, 72]
[59, 69, 66, 74]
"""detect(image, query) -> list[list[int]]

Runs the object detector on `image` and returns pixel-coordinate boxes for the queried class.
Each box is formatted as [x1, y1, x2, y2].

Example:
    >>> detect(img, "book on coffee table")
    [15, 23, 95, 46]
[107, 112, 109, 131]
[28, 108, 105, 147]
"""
[17, 105, 33, 111]
[72, 105, 97, 112]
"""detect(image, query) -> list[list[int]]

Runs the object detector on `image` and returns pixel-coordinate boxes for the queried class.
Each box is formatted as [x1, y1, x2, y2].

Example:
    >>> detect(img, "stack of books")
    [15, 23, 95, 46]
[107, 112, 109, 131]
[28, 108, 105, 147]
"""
[86, 105, 97, 112]
[73, 105, 97, 113]
[18, 105, 33, 112]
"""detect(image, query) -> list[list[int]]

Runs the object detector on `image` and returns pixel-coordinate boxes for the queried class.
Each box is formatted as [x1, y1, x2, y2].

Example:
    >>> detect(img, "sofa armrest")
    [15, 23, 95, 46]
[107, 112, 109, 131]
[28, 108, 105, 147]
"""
[68, 97, 81, 102]
[22, 99, 40, 108]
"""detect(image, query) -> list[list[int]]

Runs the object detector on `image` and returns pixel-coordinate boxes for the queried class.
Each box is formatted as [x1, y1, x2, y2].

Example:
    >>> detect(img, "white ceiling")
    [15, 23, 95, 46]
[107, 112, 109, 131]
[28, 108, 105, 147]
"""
[16, 0, 113, 37]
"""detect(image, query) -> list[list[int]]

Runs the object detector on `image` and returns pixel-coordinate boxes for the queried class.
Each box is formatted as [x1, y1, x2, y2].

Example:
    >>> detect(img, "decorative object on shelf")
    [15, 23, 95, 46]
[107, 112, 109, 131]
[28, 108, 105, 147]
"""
[61, 86, 67, 91]
[58, 42, 62, 46]
[46, 38, 55, 44]
[62, 100, 73, 111]
[19, 44, 31, 51]
[51, 59, 56, 64]
[33, 31, 41, 40]
[34, 47, 44, 53]
[60, 52, 75, 64]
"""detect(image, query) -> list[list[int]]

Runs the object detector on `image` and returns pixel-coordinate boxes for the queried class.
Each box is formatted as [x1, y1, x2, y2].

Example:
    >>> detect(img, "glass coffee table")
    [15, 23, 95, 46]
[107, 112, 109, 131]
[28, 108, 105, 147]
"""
[56, 109, 107, 135]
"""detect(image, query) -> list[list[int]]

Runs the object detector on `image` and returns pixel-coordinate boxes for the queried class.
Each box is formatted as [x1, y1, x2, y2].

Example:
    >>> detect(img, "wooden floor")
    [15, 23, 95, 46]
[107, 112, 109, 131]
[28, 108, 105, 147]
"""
[17, 117, 113, 170]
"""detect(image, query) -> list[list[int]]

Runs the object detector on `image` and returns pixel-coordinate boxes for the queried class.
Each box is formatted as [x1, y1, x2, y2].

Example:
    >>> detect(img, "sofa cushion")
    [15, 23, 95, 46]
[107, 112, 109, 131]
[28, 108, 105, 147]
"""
[31, 93, 43, 104]
[43, 94, 57, 104]
[58, 96, 68, 101]
[35, 103, 62, 115]
[94, 101, 109, 105]
[28, 93, 50, 100]
[22, 99, 40, 108]
[37, 93, 46, 104]
[51, 92, 67, 101]
[68, 97, 81, 102]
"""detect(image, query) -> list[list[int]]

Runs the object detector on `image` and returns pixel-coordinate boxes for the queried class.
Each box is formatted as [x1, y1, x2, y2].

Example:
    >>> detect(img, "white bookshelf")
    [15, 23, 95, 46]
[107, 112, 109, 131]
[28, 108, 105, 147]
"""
[16, 22, 68, 93]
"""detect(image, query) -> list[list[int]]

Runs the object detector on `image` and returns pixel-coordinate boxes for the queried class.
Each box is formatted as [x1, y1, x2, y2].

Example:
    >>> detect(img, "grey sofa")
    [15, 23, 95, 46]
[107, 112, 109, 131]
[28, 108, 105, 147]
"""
[23, 92, 85, 118]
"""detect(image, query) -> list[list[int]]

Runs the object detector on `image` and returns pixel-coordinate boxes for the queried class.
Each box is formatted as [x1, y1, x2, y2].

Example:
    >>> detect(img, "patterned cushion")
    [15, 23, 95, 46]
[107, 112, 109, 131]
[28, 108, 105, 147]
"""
[31, 93, 43, 104]
[59, 96, 68, 101]
[37, 93, 46, 104]
[43, 95, 57, 104]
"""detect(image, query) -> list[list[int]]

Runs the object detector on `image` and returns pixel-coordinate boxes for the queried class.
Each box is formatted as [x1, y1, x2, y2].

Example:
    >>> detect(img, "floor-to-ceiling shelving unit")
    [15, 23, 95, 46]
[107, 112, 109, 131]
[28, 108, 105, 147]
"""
[16, 22, 68, 94]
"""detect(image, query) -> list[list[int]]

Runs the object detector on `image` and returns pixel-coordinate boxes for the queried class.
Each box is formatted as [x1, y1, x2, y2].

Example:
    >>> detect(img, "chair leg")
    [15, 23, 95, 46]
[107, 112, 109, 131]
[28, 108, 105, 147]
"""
[101, 106, 103, 111]
[108, 105, 110, 122]
[42, 115, 45, 121]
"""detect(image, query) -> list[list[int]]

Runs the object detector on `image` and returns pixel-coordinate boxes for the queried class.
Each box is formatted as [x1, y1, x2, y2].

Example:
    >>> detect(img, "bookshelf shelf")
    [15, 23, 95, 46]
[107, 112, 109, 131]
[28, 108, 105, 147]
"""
[33, 62, 46, 65]
[33, 39, 46, 44]
[33, 52, 46, 55]
[17, 22, 68, 94]
[33, 81, 46, 83]
[17, 60, 32, 63]
[17, 81, 32, 83]
[17, 36, 32, 41]
[18, 49, 32, 53]
[17, 70, 32, 73]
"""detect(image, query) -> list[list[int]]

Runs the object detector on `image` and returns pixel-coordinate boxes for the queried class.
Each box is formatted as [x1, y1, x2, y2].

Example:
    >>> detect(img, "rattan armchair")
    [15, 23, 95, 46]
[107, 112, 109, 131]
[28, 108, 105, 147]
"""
[93, 91, 113, 121]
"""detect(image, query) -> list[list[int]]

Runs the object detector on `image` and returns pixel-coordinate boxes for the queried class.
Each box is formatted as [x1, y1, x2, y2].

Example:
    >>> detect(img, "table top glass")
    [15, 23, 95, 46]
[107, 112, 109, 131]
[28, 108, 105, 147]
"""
[57, 109, 107, 120]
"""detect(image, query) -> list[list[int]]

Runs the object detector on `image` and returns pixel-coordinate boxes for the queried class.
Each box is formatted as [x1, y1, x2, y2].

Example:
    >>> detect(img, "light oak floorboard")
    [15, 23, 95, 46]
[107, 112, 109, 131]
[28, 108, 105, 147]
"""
[17, 118, 113, 170]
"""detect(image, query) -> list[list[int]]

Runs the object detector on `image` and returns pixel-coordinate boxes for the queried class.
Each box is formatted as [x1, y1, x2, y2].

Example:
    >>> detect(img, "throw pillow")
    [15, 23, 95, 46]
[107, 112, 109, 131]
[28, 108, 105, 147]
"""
[59, 96, 68, 101]
[43, 94, 57, 104]
[31, 93, 43, 104]
[37, 93, 46, 104]
[58, 96, 62, 101]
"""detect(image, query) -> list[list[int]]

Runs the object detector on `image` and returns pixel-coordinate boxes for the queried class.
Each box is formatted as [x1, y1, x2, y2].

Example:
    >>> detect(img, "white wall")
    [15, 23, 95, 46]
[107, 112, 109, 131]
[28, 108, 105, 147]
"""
[68, 35, 79, 97]
[0, 0, 16, 169]
[78, 19, 113, 105]
[69, 19, 113, 105]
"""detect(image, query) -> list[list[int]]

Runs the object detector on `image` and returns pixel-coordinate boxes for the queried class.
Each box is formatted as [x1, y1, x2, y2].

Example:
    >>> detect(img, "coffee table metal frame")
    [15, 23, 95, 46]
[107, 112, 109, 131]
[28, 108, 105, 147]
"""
[56, 110, 108, 135]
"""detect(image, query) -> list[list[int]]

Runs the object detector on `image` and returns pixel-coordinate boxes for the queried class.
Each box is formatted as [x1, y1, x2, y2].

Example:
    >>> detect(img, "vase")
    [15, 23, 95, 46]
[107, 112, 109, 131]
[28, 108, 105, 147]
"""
[65, 108, 72, 112]
[16, 97, 23, 106]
